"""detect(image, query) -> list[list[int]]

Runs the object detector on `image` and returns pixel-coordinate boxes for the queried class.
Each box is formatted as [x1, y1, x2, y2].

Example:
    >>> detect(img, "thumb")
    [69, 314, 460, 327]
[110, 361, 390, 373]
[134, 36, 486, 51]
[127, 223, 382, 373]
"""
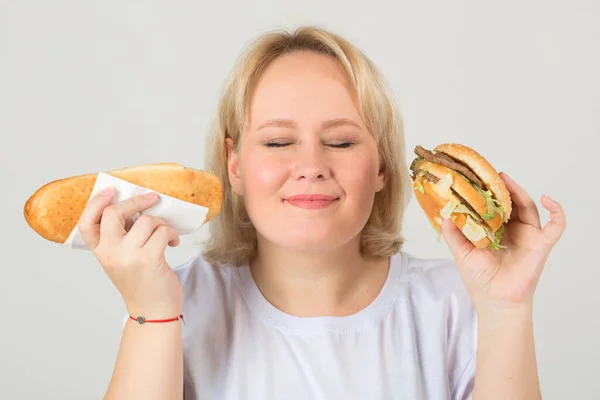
[441, 217, 474, 262]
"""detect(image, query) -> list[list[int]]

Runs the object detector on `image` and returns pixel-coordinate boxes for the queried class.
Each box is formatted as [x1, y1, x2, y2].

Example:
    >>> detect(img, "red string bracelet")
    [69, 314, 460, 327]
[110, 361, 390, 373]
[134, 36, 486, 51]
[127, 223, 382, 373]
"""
[130, 314, 185, 325]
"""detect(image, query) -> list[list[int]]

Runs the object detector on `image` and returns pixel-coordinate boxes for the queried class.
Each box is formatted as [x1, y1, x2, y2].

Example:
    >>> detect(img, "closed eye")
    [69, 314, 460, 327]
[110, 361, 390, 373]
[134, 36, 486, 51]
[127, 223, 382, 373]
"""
[329, 142, 354, 149]
[264, 141, 356, 148]
[265, 142, 291, 148]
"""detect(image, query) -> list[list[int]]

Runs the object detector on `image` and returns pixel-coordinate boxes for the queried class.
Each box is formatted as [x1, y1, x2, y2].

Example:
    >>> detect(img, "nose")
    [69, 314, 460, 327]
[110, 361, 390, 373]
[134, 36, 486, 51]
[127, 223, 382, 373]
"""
[291, 142, 331, 181]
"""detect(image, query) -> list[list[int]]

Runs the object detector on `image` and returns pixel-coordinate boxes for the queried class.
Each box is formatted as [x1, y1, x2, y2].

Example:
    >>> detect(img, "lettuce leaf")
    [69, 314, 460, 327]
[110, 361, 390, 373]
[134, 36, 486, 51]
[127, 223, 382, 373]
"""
[415, 179, 425, 194]
[416, 182, 425, 194]
[440, 199, 458, 219]
[414, 169, 427, 193]
[454, 172, 505, 220]
[454, 204, 481, 221]
[449, 203, 507, 250]
[489, 224, 506, 250]
[461, 215, 488, 242]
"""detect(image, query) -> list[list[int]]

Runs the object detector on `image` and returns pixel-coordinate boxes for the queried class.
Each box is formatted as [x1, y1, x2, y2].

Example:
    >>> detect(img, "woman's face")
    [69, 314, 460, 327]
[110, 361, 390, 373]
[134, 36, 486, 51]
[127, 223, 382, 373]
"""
[228, 51, 385, 254]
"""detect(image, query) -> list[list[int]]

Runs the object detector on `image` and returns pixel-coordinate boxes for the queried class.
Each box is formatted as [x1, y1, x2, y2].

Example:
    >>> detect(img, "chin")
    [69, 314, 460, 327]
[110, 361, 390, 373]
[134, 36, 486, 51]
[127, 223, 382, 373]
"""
[266, 225, 362, 255]
[249, 204, 370, 254]
[276, 238, 348, 255]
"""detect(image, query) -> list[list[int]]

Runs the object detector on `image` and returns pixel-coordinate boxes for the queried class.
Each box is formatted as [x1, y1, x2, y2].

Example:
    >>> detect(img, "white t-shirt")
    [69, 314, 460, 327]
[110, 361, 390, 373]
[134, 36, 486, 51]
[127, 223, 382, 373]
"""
[123, 251, 478, 399]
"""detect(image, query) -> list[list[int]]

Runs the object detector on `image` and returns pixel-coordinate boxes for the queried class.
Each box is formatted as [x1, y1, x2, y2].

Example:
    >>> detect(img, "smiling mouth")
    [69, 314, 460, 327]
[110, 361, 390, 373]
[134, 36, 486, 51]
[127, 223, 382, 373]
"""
[284, 194, 339, 209]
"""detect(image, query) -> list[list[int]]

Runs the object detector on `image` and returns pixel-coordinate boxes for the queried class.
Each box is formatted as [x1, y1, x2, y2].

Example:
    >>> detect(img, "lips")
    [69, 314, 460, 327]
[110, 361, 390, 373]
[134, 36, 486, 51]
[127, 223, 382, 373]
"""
[284, 194, 339, 209]
[286, 194, 338, 201]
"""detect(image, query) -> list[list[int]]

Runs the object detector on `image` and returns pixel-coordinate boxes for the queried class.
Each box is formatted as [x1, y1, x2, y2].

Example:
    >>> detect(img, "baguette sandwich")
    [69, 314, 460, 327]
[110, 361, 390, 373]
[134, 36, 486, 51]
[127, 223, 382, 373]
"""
[24, 163, 222, 244]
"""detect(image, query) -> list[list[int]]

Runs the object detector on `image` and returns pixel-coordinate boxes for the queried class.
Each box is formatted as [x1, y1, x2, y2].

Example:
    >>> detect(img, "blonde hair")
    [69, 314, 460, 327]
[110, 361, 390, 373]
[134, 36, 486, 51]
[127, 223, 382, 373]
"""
[202, 25, 413, 266]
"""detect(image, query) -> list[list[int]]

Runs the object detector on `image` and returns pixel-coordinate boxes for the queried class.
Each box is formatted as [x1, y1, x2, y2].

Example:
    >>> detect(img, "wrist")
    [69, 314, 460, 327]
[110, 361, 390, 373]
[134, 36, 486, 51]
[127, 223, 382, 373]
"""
[476, 303, 534, 335]
[126, 304, 183, 321]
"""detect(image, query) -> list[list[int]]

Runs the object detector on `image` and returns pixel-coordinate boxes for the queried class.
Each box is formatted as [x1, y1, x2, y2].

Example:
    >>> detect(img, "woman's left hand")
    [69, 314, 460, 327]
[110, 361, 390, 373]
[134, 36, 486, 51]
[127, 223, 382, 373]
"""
[441, 172, 567, 315]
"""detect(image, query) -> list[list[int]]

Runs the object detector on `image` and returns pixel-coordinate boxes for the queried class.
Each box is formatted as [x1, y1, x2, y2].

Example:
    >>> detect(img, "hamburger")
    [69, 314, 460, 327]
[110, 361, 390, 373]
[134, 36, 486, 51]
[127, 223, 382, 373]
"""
[409, 143, 512, 250]
[24, 163, 223, 244]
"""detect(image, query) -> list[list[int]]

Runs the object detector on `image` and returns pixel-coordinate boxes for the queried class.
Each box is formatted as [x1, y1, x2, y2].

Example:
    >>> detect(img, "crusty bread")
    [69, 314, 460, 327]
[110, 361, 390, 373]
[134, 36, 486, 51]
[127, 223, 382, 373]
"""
[422, 161, 503, 232]
[434, 143, 512, 223]
[412, 178, 491, 249]
[24, 163, 222, 244]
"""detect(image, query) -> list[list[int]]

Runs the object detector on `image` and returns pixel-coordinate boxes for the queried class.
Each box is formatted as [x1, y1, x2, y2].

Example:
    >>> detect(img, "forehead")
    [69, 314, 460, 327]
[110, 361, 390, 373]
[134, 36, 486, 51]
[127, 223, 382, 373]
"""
[246, 51, 362, 129]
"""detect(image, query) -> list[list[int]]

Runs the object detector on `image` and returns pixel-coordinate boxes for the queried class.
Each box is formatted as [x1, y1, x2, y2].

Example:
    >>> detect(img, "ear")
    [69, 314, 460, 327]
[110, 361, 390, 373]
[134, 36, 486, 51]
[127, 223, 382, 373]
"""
[375, 165, 386, 193]
[225, 137, 243, 195]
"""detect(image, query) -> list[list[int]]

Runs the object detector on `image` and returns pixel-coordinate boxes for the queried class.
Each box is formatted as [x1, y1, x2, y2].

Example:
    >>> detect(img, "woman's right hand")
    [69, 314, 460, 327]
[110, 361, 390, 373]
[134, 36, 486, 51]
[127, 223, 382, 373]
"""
[77, 187, 184, 320]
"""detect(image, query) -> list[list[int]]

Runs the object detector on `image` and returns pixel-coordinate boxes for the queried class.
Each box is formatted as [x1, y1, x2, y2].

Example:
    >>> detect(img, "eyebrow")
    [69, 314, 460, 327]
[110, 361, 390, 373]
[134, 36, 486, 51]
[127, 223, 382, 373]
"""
[255, 118, 363, 131]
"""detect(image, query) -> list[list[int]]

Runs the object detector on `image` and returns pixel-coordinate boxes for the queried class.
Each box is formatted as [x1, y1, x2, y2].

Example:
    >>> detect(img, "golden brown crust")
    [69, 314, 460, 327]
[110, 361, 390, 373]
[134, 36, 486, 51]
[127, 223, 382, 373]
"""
[433, 143, 512, 223]
[24, 163, 222, 244]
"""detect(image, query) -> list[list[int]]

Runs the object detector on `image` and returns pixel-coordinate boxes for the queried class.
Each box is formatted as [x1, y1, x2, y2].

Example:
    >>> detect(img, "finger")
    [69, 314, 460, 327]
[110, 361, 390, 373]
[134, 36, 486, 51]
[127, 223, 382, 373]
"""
[540, 195, 567, 247]
[124, 214, 169, 249]
[143, 225, 180, 257]
[100, 192, 160, 241]
[77, 187, 115, 249]
[441, 218, 475, 263]
[499, 172, 541, 229]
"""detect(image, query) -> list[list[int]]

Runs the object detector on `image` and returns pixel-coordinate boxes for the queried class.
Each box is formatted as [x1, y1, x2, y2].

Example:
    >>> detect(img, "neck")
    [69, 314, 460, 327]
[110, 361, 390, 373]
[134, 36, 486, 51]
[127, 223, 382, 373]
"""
[249, 235, 390, 317]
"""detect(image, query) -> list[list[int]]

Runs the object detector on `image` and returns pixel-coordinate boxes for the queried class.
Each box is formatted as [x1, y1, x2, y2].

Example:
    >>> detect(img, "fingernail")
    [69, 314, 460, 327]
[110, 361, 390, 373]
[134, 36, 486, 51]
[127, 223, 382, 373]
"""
[100, 187, 113, 196]
[544, 194, 558, 204]
[144, 192, 158, 200]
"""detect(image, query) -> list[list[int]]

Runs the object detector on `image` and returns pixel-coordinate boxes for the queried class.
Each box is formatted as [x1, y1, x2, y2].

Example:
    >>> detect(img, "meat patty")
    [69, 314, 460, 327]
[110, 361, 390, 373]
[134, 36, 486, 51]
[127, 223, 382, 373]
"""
[423, 172, 438, 183]
[410, 158, 439, 182]
[410, 164, 483, 221]
[450, 189, 482, 219]
[413, 145, 486, 190]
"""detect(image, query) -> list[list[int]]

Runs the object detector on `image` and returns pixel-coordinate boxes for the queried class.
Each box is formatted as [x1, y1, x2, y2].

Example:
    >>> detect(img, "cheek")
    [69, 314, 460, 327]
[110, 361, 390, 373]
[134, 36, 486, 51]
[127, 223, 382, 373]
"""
[240, 151, 287, 198]
[337, 151, 381, 196]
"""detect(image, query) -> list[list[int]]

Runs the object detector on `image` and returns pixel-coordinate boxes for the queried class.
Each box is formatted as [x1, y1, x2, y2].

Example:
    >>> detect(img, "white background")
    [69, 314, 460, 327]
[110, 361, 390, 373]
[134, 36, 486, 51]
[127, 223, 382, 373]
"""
[1, 0, 598, 398]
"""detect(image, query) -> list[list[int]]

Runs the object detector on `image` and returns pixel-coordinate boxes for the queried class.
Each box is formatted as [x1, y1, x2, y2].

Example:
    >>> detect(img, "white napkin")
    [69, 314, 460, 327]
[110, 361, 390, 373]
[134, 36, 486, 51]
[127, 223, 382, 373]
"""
[61, 172, 210, 250]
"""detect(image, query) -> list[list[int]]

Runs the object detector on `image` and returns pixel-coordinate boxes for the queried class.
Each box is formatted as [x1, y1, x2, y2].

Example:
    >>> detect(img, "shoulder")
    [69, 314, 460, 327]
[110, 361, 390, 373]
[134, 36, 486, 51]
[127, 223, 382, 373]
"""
[400, 251, 471, 303]
[171, 252, 242, 305]
[171, 252, 237, 285]
[162, 253, 250, 342]
[400, 252, 477, 335]
[396, 252, 478, 362]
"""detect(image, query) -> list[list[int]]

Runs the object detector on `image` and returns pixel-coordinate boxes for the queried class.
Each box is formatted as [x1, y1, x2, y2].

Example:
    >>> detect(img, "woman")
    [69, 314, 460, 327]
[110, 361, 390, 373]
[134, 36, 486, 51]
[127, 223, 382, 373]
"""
[78, 26, 566, 399]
